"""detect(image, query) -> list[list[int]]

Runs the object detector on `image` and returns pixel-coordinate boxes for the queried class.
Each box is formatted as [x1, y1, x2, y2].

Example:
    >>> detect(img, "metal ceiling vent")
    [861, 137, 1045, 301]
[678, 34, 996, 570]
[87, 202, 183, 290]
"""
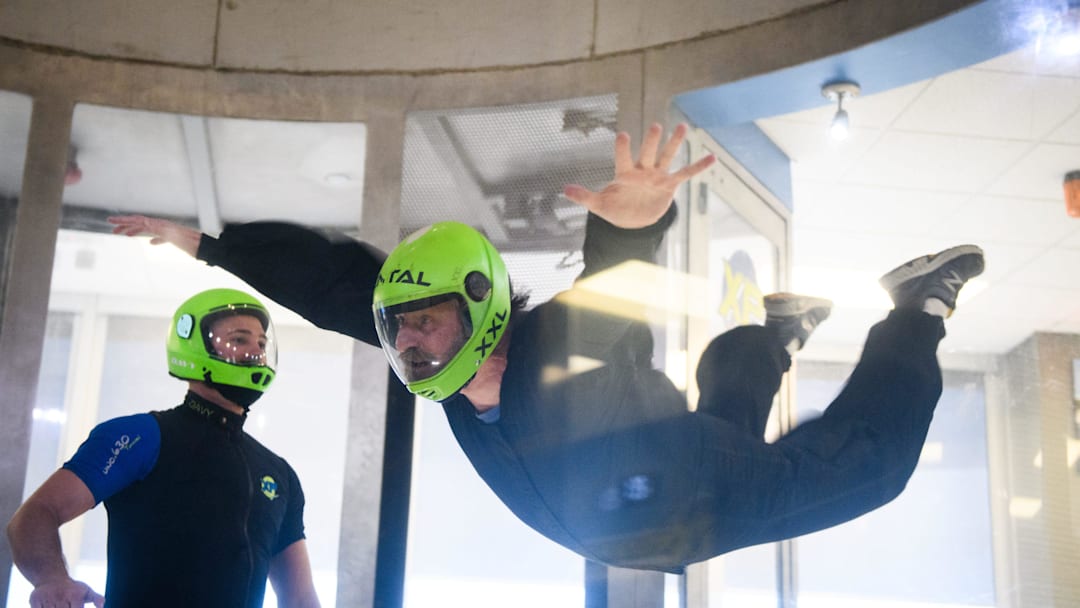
[401, 95, 619, 303]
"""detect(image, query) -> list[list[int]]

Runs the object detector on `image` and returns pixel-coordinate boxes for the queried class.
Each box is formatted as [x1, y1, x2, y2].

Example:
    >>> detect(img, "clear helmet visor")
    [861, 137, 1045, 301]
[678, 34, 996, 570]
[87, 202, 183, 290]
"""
[374, 294, 472, 385]
[197, 306, 278, 370]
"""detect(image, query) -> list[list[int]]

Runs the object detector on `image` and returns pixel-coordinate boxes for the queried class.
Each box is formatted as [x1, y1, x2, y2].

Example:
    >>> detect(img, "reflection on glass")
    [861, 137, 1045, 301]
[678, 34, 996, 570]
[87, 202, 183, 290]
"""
[697, 189, 781, 608]
[704, 188, 776, 337]
[404, 401, 584, 608]
[20, 314, 76, 496]
[7, 314, 79, 606]
[399, 97, 618, 606]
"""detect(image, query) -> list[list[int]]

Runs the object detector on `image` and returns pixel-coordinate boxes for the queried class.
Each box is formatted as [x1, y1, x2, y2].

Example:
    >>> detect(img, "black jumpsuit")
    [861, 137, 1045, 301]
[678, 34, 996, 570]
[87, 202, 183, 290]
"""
[196, 207, 944, 573]
[64, 392, 307, 606]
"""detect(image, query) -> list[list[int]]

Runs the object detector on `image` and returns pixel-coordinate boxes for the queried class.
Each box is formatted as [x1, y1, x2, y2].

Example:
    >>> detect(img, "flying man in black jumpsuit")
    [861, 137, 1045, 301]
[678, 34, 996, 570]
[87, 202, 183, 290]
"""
[108, 123, 984, 573]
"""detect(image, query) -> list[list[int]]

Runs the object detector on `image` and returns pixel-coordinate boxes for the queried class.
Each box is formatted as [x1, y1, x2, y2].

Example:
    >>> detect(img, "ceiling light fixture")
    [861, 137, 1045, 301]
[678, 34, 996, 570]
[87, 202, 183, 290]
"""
[822, 81, 860, 141]
[1065, 170, 1080, 217]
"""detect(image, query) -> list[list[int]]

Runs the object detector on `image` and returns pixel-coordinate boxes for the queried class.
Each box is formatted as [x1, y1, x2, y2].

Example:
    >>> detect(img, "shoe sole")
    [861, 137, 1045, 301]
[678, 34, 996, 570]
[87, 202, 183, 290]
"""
[878, 244, 985, 291]
[764, 293, 834, 318]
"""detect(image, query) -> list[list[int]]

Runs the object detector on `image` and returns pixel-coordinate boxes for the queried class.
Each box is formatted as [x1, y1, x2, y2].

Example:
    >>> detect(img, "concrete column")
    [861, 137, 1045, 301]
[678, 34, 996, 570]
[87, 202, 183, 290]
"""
[358, 109, 406, 252]
[0, 96, 73, 606]
[337, 347, 415, 608]
[336, 108, 413, 608]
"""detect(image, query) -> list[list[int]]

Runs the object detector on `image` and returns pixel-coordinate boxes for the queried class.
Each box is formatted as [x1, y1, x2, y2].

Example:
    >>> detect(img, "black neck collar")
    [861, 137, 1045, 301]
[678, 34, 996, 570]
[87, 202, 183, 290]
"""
[182, 391, 246, 434]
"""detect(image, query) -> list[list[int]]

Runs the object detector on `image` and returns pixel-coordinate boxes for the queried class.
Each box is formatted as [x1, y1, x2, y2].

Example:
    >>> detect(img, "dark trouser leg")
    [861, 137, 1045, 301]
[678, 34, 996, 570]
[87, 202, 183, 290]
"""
[759, 308, 945, 540]
[687, 309, 946, 561]
[695, 324, 791, 438]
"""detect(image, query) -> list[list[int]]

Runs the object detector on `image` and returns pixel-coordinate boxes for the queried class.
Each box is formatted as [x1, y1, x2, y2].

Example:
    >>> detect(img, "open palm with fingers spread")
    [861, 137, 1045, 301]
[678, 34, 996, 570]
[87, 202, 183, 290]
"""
[562, 122, 715, 228]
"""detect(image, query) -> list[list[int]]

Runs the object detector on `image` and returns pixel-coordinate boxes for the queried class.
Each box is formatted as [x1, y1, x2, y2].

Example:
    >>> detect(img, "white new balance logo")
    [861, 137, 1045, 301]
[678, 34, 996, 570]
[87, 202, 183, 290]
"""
[942, 270, 966, 294]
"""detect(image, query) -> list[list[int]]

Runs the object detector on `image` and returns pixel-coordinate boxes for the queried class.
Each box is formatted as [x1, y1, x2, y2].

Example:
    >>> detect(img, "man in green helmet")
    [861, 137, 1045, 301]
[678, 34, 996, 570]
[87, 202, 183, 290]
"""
[6, 289, 321, 608]
[107, 123, 984, 573]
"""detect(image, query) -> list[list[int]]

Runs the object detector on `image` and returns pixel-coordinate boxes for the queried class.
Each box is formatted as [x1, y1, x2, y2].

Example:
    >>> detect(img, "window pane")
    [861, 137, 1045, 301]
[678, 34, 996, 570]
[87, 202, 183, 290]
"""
[697, 189, 781, 608]
[793, 363, 994, 607]
[6, 313, 76, 607]
[404, 401, 584, 608]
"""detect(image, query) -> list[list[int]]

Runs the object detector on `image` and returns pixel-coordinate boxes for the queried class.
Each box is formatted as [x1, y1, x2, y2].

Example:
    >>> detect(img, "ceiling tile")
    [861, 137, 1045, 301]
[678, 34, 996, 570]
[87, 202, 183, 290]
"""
[985, 142, 1080, 199]
[960, 282, 1073, 325]
[1060, 224, 1080, 248]
[791, 180, 968, 235]
[1006, 246, 1080, 288]
[942, 195, 1077, 246]
[792, 228, 980, 273]
[841, 131, 1029, 193]
[967, 241, 1044, 284]
[757, 120, 884, 182]
[1047, 108, 1080, 144]
[893, 69, 1080, 140]
[1051, 302, 1080, 333]
[939, 282, 1080, 354]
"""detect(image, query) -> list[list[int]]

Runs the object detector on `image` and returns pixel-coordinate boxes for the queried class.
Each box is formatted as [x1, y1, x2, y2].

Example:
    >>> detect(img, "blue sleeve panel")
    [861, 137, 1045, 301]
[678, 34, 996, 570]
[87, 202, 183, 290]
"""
[62, 413, 161, 505]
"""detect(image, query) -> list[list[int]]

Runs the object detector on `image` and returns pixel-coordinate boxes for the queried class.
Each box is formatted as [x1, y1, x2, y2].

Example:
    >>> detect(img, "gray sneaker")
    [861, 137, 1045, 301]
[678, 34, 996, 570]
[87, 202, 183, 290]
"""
[764, 293, 833, 351]
[879, 244, 985, 315]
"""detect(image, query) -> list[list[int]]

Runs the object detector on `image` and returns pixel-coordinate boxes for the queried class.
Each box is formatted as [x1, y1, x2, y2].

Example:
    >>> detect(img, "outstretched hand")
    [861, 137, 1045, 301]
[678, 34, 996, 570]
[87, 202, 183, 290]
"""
[563, 123, 715, 229]
[107, 214, 202, 257]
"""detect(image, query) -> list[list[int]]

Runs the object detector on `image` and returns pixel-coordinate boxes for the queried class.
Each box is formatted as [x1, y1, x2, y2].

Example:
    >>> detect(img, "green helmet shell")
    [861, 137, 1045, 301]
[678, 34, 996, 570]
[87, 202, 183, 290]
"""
[373, 222, 511, 401]
[166, 288, 277, 393]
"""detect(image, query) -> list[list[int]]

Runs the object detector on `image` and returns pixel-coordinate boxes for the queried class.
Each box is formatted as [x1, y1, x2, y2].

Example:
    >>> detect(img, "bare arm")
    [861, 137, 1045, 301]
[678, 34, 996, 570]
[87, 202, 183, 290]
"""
[108, 215, 385, 345]
[108, 214, 202, 257]
[6, 469, 104, 607]
[268, 539, 321, 608]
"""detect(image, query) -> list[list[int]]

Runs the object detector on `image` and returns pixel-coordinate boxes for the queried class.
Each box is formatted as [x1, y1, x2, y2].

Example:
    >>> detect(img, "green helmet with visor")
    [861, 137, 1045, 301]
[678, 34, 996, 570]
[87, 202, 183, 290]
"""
[373, 222, 511, 402]
[167, 288, 277, 406]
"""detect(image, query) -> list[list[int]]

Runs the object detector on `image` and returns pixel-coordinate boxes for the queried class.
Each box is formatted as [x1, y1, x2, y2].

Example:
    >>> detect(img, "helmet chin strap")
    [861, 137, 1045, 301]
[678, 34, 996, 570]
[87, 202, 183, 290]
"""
[211, 383, 263, 410]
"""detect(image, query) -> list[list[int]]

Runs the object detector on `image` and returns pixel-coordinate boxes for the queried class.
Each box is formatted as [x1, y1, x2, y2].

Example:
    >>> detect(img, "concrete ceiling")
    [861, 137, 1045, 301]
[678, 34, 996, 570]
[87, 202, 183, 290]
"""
[0, 0, 833, 72]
